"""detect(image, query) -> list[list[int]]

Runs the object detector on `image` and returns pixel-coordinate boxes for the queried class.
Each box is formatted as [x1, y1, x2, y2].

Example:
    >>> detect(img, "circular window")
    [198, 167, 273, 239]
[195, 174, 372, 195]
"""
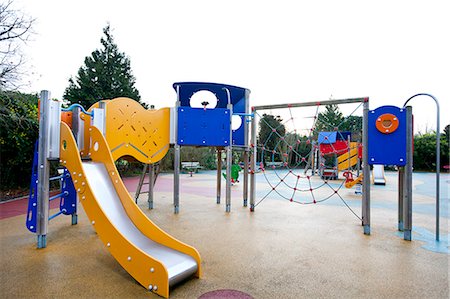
[231, 115, 243, 131]
[189, 90, 218, 109]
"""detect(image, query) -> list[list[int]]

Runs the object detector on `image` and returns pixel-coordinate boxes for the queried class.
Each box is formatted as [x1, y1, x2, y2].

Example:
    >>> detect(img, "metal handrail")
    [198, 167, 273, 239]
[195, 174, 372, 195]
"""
[403, 93, 441, 241]
[61, 103, 93, 116]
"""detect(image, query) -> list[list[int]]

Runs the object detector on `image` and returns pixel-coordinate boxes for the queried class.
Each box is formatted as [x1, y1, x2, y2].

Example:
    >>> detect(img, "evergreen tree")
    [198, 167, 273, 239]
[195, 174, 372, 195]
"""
[340, 115, 363, 141]
[315, 104, 344, 132]
[64, 25, 145, 108]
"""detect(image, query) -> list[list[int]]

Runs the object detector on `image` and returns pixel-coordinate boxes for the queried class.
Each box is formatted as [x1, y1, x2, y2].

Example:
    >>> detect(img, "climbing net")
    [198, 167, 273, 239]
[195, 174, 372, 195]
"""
[252, 100, 365, 220]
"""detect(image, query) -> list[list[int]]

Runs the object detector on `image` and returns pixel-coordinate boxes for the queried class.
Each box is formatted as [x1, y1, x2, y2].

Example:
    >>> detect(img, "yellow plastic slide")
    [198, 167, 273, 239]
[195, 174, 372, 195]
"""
[59, 123, 201, 298]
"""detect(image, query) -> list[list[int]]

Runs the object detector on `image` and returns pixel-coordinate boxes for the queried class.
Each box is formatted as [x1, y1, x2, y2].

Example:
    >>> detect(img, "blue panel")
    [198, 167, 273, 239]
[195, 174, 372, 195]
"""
[178, 107, 231, 147]
[318, 132, 337, 144]
[60, 168, 77, 215]
[368, 105, 407, 166]
[232, 98, 246, 146]
[336, 131, 351, 141]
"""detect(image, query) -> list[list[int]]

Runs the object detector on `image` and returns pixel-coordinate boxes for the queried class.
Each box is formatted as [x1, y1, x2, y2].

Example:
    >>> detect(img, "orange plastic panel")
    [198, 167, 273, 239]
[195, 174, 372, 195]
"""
[376, 113, 399, 134]
[61, 112, 73, 128]
[90, 98, 170, 163]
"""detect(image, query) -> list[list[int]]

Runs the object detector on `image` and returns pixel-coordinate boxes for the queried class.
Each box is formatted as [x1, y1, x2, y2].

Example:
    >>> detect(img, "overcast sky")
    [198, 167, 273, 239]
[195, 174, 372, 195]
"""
[16, 0, 449, 133]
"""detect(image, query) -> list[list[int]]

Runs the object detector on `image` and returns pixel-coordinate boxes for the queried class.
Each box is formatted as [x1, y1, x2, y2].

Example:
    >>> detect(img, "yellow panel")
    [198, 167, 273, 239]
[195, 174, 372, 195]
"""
[89, 98, 170, 163]
[59, 123, 201, 298]
[337, 142, 359, 164]
[338, 155, 359, 171]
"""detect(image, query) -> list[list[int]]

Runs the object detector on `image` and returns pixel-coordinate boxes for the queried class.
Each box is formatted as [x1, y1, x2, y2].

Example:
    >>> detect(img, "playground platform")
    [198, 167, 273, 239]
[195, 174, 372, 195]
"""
[0, 171, 448, 298]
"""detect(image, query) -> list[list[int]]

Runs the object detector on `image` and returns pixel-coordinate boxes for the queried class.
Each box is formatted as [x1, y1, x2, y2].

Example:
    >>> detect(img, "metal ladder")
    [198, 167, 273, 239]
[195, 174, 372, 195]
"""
[135, 163, 159, 209]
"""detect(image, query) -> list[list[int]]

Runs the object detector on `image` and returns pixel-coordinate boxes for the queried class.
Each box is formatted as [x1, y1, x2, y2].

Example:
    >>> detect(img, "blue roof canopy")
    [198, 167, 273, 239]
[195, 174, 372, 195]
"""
[318, 131, 352, 144]
[318, 132, 337, 144]
[172, 82, 250, 108]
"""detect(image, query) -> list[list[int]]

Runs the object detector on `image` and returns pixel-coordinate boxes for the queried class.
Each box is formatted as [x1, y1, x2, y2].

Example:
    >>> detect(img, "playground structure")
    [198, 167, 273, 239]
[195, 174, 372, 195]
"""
[316, 131, 361, 180]
[26, 82, 443, 297]
[28, 90, 209, 298]
[26, 82, 251, 297]
[249, 98, 371, 235]
[172, 82, 251, 213]
[248, 98, 442, 241]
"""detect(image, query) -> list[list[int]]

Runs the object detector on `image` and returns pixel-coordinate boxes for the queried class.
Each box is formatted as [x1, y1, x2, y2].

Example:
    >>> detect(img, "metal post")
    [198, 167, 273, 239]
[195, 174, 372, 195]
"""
[403, 106, 413, 241]
[250, 110, 257, 212]
[174, 85, 181, 214]
[403, 93, 440, 241]
[347, 135, 351, 171]
[216, 148, 222, 204]
[357, 156, 360, 177]
[174, 148, 181, 214]
[311, 143, 316, 176]
[243, 149, 249, 207]
[72, 106, 80, 144]
[148, 163, 154, 209]
[135, 164, 147, 203]
[398, 167, 404, 231]
[243, 88, 251, 207]
[362, 99, 371, 235]
[225, 88, 233, 213]
[37, 90, 51, 248]
[98, 101, 107, 135]
[225, 145, 232, 212]
[71, 107, 80, 225]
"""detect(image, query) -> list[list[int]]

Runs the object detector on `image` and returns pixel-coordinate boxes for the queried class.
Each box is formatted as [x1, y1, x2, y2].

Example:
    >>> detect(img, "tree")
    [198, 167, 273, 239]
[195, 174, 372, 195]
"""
[0, 0, 34, 90]
[444, 124, 450, 143]
[340, 115, 363, 141]
[64, 25, 144, 108]
[258, 114, 286, 162]
[284, 133, 311, 167]
[315, 104, 344, 133]
[315, 105, 362, 141]
[0, 90, 38, 193]
[413, 129, 450, 171]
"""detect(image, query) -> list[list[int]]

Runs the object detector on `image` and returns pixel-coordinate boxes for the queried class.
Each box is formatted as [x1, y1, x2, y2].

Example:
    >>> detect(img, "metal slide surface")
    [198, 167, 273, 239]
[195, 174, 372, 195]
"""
[372, 164, 386, 185]
[59, 122, 201, 298]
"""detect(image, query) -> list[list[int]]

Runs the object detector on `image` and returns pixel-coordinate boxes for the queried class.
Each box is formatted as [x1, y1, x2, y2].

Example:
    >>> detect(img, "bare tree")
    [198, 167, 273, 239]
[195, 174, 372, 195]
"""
[0, 0, 34, 90]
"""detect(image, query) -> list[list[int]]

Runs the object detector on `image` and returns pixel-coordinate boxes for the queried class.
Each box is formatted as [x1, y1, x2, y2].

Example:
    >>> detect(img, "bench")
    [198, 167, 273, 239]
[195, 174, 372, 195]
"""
[266, 161, 284, 168]
[181, 162, 202, 176]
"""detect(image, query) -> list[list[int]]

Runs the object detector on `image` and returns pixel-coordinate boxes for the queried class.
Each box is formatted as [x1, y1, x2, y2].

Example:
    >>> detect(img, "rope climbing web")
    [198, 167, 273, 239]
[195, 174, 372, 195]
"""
[252, 100, 364, 221]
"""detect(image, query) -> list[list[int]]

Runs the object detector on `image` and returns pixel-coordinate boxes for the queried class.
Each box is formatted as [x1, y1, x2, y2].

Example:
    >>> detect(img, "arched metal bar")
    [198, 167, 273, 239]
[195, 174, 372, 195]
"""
[403, 93, 441, 241]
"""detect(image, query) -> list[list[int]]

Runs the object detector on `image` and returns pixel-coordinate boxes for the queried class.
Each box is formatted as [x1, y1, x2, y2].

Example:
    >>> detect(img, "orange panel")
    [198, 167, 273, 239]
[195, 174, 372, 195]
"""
[89, 98, 170, 163]
[61, 112, 73, 128]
